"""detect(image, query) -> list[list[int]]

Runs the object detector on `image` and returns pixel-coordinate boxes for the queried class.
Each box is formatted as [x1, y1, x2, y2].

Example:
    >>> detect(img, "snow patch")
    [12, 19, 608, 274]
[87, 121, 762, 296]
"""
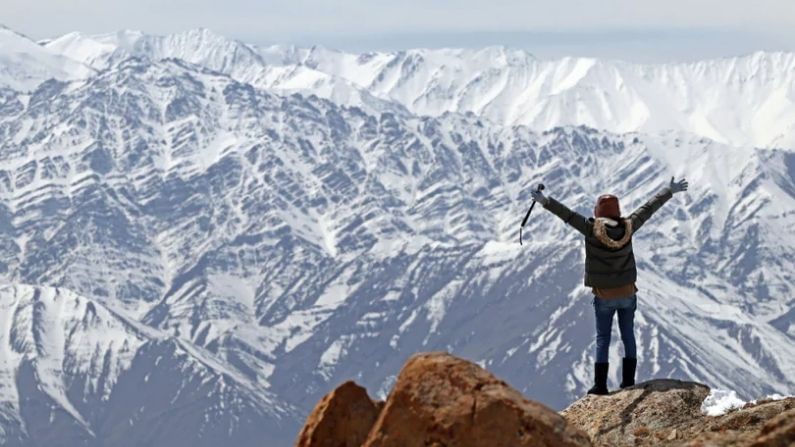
[701, 389, 791, 416]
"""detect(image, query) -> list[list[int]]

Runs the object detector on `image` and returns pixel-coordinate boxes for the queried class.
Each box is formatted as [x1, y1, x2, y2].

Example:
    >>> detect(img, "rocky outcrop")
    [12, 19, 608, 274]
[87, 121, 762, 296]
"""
[295, 352, 591, 447]
[561, 379, 795, 446]
[295, 355, 794, 447]
[363, 352, 591, 447]
[295, 381, 382, 447]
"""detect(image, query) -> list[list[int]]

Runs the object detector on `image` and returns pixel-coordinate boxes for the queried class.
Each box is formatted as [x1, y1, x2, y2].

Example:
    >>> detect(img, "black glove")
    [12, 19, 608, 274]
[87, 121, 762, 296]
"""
[530, 189, 549, 205]
[670, 176, 689, 194]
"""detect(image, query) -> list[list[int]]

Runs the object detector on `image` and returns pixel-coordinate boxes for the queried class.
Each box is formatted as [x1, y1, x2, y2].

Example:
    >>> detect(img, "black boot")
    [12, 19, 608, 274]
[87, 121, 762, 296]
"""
[587, 362, 609, 395]
[620, 357, 637, 389]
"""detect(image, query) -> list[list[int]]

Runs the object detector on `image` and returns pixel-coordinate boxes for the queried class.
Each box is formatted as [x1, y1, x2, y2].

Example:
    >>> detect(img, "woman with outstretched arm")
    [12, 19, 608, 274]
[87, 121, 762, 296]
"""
[530, 177, 688, 395]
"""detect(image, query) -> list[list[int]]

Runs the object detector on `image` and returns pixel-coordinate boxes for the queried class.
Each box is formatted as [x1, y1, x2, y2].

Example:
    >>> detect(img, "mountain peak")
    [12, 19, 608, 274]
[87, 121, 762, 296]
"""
[0, 23, 36, 42]
[0, 26, 94, 90]
[181, 26, 225, 39]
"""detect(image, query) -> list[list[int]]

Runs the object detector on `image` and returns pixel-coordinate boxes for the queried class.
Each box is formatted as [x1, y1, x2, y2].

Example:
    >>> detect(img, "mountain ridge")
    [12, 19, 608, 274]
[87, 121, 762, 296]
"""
[31, 26, 795, 149]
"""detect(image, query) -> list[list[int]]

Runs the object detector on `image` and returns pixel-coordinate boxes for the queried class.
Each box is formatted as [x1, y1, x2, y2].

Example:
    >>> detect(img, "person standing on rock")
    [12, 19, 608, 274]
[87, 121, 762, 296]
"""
[530, 177, 688, 395]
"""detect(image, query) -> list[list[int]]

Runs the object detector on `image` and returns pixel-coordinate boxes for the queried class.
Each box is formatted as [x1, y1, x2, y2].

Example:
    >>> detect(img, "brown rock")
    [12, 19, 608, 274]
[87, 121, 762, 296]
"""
[561, 379, 709, 446]
[686, 397, 794, 446]
[362, 352, 591, 447]
[295, 380, 380, 447]
[750, 407, 795, 447]
[294, 354, 792, 447]
[561, 379, 795, 447]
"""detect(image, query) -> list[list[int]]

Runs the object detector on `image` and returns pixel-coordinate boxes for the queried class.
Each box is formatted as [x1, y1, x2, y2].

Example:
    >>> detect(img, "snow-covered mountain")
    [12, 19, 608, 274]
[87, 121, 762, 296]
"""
[43, 29, 795, 148]
[44, 29, 408, 116]
[0, 284, 297, 446]
[295, 47, 795, 149]
[0, 26, 793, 445]
[0, 26, 92, 91]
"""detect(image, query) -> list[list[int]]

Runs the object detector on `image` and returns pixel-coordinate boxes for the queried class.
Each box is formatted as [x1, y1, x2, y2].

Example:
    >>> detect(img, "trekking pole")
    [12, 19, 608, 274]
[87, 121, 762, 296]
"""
[519, 183, 545, 245]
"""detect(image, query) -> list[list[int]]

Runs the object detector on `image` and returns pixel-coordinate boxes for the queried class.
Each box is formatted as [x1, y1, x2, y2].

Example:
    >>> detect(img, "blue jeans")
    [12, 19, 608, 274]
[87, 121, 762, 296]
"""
[593, 295, 637, 363]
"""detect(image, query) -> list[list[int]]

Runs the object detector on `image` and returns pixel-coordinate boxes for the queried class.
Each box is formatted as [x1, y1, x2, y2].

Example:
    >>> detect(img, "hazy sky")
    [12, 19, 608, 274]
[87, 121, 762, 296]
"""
[4, 0, 795, 61]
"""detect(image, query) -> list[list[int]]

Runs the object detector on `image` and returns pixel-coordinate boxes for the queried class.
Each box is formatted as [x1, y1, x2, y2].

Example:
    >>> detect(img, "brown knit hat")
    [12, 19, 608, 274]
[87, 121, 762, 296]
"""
[594, 194, 621, 219]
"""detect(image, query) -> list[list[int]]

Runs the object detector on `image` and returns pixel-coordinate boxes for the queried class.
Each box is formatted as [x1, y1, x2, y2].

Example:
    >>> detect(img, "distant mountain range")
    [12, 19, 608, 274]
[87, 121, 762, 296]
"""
[25, 27, 795, 148]
[0, 26, 793, 446]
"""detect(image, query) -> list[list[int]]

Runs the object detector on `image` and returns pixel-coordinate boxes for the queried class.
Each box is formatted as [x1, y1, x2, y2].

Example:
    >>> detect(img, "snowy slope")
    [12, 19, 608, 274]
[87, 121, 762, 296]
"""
[0, 284, 298, 446]
[0, 26, 793, 444]
[0, 26, 92, 91]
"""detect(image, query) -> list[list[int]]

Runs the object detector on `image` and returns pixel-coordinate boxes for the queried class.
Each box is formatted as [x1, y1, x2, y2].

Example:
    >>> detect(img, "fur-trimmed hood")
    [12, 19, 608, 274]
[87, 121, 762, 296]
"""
[593, 217, 633, 249]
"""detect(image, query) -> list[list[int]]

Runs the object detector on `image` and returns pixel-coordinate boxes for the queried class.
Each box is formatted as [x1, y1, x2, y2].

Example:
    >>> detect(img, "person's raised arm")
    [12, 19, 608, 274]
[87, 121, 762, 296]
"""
[532, 189, 591, 237]
[630, 177, 687, 233]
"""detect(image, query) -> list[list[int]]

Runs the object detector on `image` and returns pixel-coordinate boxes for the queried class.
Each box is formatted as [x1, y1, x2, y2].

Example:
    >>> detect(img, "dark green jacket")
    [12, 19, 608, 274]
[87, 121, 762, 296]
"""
[543, 188, 673, 288]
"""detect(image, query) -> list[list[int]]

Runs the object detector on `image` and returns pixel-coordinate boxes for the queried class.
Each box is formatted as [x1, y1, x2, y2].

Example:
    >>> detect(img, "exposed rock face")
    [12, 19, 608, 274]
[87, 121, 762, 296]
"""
[296, 352, 591, 447]
[296, 356, 794, 447]
[362, 352, 590, 447]
[562, 379, 795, 446]
[750, 407, 795, 447]
[295, 381, 381, 447]
[562, 379, 710, 444]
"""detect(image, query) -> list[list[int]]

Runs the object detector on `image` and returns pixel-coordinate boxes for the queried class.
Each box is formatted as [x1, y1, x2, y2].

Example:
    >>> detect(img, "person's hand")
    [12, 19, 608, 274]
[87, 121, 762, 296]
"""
[531, 189, 548, 204]
[670, 176, 688, 194]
